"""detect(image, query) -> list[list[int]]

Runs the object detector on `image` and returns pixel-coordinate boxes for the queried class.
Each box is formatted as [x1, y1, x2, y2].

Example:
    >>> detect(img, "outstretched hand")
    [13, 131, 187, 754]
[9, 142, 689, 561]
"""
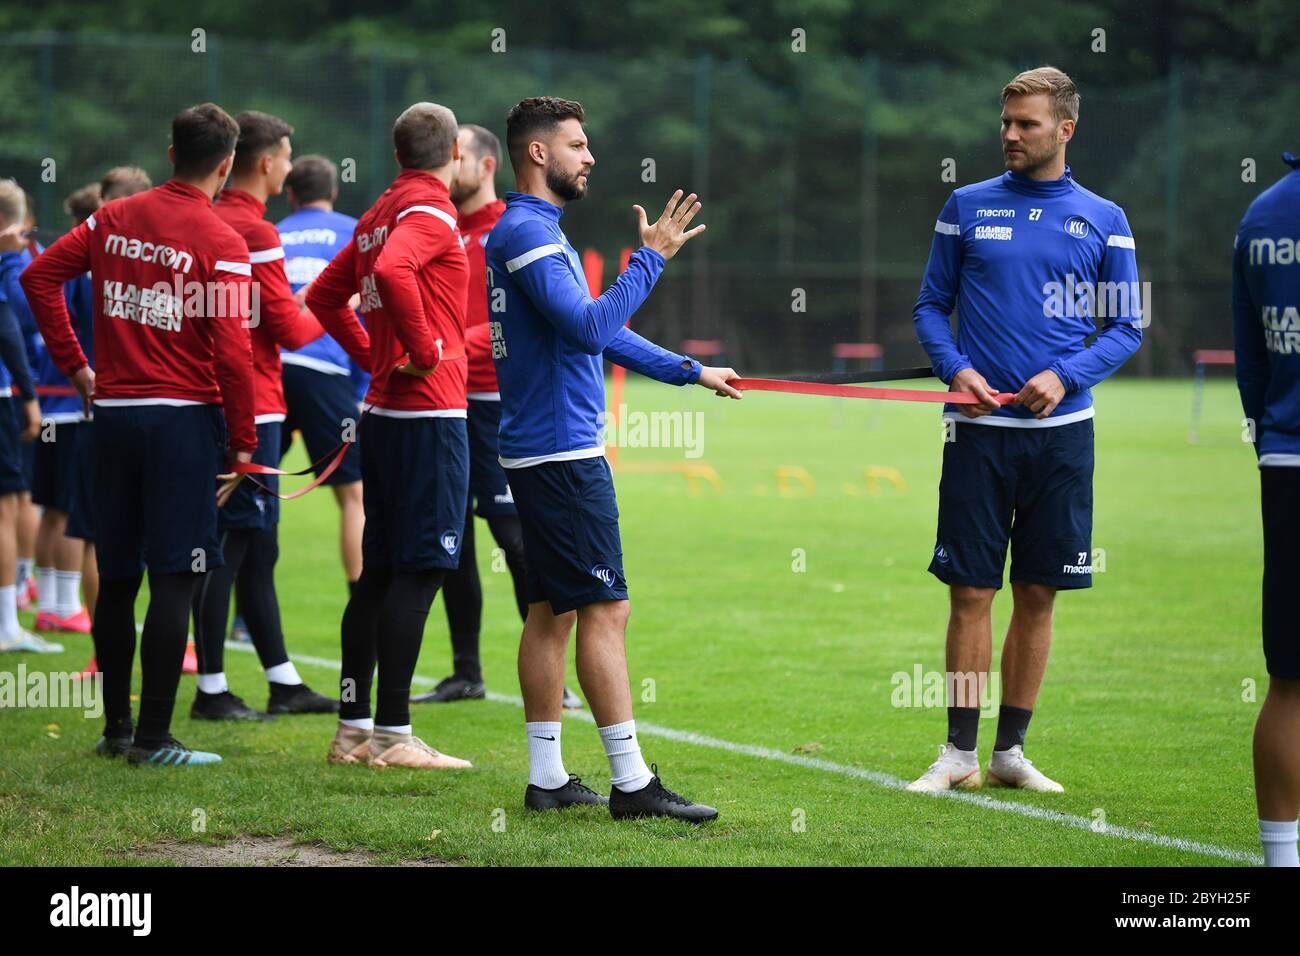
[634, 190, 705, 261]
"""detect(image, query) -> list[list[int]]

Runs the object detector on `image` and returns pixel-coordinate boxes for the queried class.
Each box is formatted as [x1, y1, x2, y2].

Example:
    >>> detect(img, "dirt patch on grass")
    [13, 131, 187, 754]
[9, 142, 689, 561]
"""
[134, 835, 453, 867]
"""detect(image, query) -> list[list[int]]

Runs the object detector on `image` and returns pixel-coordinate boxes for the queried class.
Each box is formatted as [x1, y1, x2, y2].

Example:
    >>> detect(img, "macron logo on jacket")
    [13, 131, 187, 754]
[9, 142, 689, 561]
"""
[103, 233, 194, 273]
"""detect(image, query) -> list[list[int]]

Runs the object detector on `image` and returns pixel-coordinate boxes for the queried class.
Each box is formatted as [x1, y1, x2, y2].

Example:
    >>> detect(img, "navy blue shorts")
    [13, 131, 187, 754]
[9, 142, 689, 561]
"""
[360, 413, 468, 573]
[507, 456, 627, 614]
[33, 419, 86, 513]
[66, 419, 95, 541]
[93, 403, 226, 579]
[1261, 467, 1300, 680]
[221, 421, 281, 530]
[0, 396, 25, 495]
[467, 399, 516, 518]
[280, 363, 362, 486]
[929, 418, 1094, 590]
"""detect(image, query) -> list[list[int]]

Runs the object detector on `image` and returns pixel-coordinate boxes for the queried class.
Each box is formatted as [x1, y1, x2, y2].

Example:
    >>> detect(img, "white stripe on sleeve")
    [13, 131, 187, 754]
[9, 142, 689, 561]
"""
[506, 243, 565, 273]
[396, 205, 459, 230]
[248, 246, 285, 264]
[1106, 235, 1136, 249]
[934, 220, 960, 236]
[215, 260, 252, 276]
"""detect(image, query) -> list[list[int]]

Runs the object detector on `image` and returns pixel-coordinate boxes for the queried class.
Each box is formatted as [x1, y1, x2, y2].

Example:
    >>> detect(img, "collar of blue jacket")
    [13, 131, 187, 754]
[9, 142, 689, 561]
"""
[505, 191, 564, 221]
[1002, 164, 1074, 197]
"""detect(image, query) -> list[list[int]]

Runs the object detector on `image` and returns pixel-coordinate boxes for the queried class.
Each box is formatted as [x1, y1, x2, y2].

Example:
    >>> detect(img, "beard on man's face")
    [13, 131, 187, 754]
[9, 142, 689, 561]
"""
[450, 169, 479, 205]
[1005, 136, 1059, 176]
[546, 162, 588, 201]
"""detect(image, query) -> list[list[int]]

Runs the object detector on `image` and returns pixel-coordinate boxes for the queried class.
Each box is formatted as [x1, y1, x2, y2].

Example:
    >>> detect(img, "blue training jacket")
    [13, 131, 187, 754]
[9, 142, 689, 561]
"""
[1233, 152, 1300, 465]
[913, 166, 1143, 425]
[485, 191, 701, 467]
[277, 206, 369, 399]
[0, 247, 47, 404]
[1, 246, 92, 420]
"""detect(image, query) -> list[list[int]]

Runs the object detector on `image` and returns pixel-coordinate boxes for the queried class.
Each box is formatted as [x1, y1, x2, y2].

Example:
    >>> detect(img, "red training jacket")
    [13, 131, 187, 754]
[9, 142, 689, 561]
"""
[458, 198, 505, 395]
[213, 188, 324, 420]
[306, 169, 468, 413]
[19, 179, 258, 454]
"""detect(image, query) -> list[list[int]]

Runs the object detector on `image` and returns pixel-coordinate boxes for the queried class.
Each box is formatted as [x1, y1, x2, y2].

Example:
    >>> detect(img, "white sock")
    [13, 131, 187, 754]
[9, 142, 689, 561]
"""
[265, 661, 302, 685]
[340, 717, 374, 731]
[36, 567, 57, 614]
[375, 723, 411, 735]
[1260, 819, 1300, 867]
[599, 719, 654, 792]
[526, 720, 568, 789]
[0, 585, 19, 637]
[55, 570, 81, 618]
[16, 556, 33, 587]
[197, 672, 229, 694]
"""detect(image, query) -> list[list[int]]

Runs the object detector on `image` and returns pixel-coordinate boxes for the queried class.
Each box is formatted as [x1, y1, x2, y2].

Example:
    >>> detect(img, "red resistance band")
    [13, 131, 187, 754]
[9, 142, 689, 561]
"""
[230, 340, 466, 500]
[731, 377, 1017, 406]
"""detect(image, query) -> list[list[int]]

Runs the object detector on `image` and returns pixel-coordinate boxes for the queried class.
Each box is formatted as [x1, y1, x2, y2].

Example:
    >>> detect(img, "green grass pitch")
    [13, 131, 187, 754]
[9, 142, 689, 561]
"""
[0, 377, 1266, 866]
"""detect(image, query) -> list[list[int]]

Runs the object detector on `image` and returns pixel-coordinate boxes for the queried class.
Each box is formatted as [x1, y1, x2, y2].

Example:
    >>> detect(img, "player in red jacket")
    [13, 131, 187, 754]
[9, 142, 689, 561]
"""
[20, 103, 257, 767]
[193, 110, 337, 722]
[307, 101, 472, 770]
[410, 123, 582, 710]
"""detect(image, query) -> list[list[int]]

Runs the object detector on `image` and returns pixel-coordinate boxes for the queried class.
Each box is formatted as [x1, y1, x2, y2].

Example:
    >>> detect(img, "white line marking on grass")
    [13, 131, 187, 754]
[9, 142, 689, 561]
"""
[226, 641, 1262, 865]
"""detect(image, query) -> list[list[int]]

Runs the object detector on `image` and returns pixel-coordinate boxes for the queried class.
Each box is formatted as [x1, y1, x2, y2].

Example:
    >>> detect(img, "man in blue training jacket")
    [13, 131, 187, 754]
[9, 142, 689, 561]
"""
[908, 67, 1142, 794]
[487, 96, 740, 821]
[1232, 150, 1300, 868]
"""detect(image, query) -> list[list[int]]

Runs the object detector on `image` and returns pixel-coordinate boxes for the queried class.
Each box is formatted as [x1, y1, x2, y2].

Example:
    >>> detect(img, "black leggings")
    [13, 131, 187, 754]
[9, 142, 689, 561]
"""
[95, 571, 199, 746]
[440, 513, 527, 681]
[192, 526, 290, 678]
[340, 566, 446, 727]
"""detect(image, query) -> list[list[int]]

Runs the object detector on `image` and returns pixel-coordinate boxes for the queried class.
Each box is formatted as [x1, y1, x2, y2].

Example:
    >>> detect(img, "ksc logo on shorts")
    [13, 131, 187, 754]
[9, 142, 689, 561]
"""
[1064, 216, 1090, 239]
[591, 565, 616, 587]
[441, 531, 459, 555]
[934, 545, 950, 564]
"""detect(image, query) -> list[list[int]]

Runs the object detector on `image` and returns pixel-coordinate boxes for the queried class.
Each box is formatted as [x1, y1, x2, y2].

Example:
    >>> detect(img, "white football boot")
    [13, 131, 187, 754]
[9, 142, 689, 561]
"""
[0, 630, 64, 653]
[987, 744, 1064, 792]
[905, 742, 982, 792]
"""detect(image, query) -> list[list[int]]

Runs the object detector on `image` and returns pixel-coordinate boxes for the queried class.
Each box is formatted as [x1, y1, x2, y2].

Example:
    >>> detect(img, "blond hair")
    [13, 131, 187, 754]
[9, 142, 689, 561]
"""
[1001, 66, 1079, 124]
[0, 178, 26, 229]
[100, 166, 152, 202]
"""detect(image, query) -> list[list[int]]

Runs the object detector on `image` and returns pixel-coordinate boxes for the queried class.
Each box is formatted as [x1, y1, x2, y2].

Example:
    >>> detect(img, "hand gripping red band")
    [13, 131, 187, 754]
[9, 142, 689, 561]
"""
[231, 440, 352, 500]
